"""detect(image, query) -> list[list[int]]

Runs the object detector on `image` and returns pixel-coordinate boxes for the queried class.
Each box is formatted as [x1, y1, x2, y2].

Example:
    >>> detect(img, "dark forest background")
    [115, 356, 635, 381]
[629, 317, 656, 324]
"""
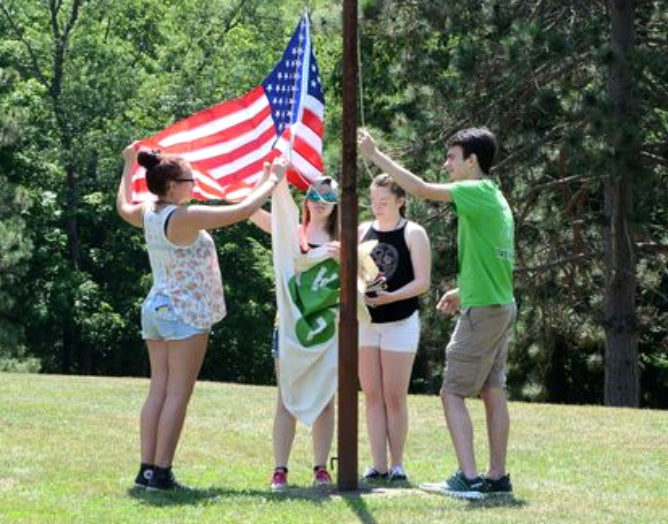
[1, 0, 665, 407]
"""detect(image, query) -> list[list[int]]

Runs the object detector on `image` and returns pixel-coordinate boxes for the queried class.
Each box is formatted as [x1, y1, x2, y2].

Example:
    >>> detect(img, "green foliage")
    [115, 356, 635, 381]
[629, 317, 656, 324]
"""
[356, 0, 667, 406]
[0, 66, 37, 370]
[0, 1, 665, 405]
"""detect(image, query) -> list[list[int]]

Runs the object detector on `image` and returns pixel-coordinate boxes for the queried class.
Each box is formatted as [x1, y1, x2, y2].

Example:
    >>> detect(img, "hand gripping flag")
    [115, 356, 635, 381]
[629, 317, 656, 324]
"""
[131, 14, 324, 202]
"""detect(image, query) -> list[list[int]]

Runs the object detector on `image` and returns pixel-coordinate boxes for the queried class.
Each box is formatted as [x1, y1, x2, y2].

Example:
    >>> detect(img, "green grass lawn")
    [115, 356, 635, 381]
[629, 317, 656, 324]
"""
[1, 372, 666, 523]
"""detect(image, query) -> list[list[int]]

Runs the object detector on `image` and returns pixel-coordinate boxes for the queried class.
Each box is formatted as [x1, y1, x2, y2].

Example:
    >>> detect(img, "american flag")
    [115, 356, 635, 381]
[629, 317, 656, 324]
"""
[131, 15, 324, 202]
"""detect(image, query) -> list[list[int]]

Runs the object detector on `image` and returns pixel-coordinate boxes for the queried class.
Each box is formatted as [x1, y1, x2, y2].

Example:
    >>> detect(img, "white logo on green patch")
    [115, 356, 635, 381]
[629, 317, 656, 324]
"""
[288, 259, 340, 347]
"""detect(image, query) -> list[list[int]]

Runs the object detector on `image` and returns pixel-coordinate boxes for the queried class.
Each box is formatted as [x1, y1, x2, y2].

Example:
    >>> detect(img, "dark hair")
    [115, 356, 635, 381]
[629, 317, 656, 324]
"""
[446, 127, 497, 174]
[137, 150, 191, 196]
[302, 198, 339, 242]
[370, 173, 407, 217]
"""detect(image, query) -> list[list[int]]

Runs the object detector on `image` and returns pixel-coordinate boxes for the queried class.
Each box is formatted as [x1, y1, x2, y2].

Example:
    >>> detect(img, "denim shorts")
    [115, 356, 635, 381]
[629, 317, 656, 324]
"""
[141, 293, 205, 341]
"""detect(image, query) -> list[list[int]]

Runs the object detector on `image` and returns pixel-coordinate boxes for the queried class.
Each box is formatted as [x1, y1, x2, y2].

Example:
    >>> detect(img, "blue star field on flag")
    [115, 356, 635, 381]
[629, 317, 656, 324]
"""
[262, 16, 324, 138]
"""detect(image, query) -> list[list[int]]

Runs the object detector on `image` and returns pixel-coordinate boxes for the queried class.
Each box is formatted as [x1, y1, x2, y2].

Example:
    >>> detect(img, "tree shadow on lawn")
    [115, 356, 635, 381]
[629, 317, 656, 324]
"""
[127, 484, 364, 506]
[128, 484, 524, 521]
[127, 484, 400, 522]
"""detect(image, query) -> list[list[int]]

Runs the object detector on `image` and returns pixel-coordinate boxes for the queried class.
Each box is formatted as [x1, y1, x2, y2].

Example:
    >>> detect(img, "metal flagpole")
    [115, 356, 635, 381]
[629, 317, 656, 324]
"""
[338, 0, 359, 491]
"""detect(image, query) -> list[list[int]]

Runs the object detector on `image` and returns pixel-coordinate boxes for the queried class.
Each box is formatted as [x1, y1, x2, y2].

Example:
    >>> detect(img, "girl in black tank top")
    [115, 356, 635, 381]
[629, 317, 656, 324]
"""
[362, 221, 420, 323]
[358, 174, 431, 483]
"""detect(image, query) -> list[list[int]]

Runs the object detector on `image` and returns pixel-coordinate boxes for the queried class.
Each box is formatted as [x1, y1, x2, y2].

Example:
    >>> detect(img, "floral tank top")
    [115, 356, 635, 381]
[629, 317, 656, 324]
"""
[143, 204, 226, 329]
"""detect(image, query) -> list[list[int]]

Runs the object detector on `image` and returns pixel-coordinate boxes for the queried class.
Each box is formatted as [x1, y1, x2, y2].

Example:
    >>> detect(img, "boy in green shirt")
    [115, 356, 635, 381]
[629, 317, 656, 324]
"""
[358, 127, 515, 499]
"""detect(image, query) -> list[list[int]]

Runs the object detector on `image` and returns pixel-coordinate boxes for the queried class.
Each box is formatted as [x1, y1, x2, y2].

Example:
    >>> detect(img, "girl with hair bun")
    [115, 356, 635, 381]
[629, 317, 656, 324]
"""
[117, 142, 286, 491]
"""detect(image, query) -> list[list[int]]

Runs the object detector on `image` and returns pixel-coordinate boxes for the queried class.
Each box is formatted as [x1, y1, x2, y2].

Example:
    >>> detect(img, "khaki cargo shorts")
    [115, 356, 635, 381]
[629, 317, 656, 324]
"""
[442, 303, 516, 398]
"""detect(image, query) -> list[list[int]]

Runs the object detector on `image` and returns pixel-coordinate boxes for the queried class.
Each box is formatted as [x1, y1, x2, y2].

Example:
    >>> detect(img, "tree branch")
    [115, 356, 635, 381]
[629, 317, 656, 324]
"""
[515, 252, 598, 273]
[0, 1, 50, 88]
[640, 151, 668, 167]
[636, 242, 668, 254]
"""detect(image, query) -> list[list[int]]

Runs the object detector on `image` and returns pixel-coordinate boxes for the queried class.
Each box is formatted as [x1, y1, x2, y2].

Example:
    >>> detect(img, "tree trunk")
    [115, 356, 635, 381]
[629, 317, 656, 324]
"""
[603, 0, 639, 407]
[48, 0, 88, 373]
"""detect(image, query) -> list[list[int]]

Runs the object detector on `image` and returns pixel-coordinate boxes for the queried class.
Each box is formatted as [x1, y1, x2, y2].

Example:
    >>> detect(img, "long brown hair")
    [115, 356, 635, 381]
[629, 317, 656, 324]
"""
[302, 199, 339, 242]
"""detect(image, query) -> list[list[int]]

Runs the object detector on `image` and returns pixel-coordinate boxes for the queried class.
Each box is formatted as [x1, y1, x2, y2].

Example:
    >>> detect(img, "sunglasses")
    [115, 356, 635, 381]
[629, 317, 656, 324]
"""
[174, 178, 195, 183]
[305, 186, 338, 203]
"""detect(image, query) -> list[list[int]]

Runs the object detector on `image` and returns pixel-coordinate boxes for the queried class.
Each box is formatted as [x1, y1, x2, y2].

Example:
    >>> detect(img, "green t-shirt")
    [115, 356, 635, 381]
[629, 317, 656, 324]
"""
[448, 178, 514, 308]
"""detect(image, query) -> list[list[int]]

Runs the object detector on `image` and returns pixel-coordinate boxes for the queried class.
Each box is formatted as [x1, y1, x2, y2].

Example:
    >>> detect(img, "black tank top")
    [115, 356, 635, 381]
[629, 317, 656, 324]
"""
[362, 221, 420, 323]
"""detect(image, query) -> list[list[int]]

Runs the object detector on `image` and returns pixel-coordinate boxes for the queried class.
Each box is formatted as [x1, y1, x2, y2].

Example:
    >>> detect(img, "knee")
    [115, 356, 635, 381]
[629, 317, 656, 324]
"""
[165, 384, 194, 405]
[362, 383, 384, 406]
[384, 392, 406, 413]
[480, 386, 507, 407]
[440, 387, 457, 411]
[276, 394, 292, 416]
[147, 385, 167, 401]
[439, 385, 448, 403]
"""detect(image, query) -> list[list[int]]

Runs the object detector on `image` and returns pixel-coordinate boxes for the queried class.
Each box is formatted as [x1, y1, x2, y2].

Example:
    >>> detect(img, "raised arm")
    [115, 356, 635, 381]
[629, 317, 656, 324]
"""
[358, 129, 452, 202]
[249, 208, 272, 234]
[171, 157, 287, 231]
[116, 142, 145, 228]
[247, 161, 273, 234]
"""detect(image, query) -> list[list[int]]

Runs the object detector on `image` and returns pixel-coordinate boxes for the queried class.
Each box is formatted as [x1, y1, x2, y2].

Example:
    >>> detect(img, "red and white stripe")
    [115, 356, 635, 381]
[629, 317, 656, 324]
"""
[131, 84, 324, 203]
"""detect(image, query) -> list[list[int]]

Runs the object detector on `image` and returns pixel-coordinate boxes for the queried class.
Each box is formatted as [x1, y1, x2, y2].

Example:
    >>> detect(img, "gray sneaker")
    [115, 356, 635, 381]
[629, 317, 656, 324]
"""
[419, 470, 486, 500]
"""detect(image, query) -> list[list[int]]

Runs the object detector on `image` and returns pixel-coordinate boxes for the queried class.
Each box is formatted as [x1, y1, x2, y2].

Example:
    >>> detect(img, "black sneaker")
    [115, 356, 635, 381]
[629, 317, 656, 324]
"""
[419, 470, 486, 500]
[361, 466, 388, 482]
[134, 465, 153, 488]
[388, 465, 409, 483]
[483, 474, 513, 496]
[146, 466, 190, 492]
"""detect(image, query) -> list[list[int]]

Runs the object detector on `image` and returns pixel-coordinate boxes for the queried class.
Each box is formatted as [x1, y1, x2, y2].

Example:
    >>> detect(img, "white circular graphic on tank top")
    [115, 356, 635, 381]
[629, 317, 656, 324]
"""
[371, 242, 399, 281]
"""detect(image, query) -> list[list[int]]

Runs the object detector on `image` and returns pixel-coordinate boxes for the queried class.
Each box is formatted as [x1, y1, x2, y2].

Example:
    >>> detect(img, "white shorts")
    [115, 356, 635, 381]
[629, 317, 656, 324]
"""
[359, 311, 420, 353]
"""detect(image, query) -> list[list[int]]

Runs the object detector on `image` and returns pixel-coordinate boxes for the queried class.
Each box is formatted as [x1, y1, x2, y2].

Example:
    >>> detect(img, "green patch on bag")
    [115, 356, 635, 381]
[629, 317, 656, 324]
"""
[288, 259, 340, 347]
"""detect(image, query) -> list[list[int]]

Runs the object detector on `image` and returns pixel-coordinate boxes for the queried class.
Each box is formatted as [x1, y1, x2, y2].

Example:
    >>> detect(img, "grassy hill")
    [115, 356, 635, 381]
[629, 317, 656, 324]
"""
[0, 372, 666, 523]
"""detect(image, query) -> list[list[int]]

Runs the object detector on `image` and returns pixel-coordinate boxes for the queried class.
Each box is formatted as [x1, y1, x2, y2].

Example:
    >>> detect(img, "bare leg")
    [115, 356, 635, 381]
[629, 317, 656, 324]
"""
[273, 360, 296, 468]
[480, 386, 509, 479]
[141, 340, 169, 464]
[380, 350, 416, 469]
[312, 398, 335, 468]
[359, 347, 388, 473]
[440, 388, 477, 479]
[153, 333, 208, 467]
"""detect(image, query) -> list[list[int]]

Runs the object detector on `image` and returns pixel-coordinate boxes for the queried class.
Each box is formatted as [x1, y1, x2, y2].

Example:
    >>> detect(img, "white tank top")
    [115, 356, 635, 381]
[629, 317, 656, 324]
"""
[143, 204, 226, 329]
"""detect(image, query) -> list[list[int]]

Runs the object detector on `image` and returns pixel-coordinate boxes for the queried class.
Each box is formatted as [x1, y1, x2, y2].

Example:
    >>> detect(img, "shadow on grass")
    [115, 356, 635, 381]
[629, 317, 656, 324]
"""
[128, 484, 371, 506]
[339, 492, 378, 524]
[463, 496, 528, 510]
[127, 484, 392, 521]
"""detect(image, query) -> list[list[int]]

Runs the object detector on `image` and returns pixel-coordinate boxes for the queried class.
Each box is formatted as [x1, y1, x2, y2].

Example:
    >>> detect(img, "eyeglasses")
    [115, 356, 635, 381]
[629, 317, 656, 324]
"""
[174, 178, 195, 183]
